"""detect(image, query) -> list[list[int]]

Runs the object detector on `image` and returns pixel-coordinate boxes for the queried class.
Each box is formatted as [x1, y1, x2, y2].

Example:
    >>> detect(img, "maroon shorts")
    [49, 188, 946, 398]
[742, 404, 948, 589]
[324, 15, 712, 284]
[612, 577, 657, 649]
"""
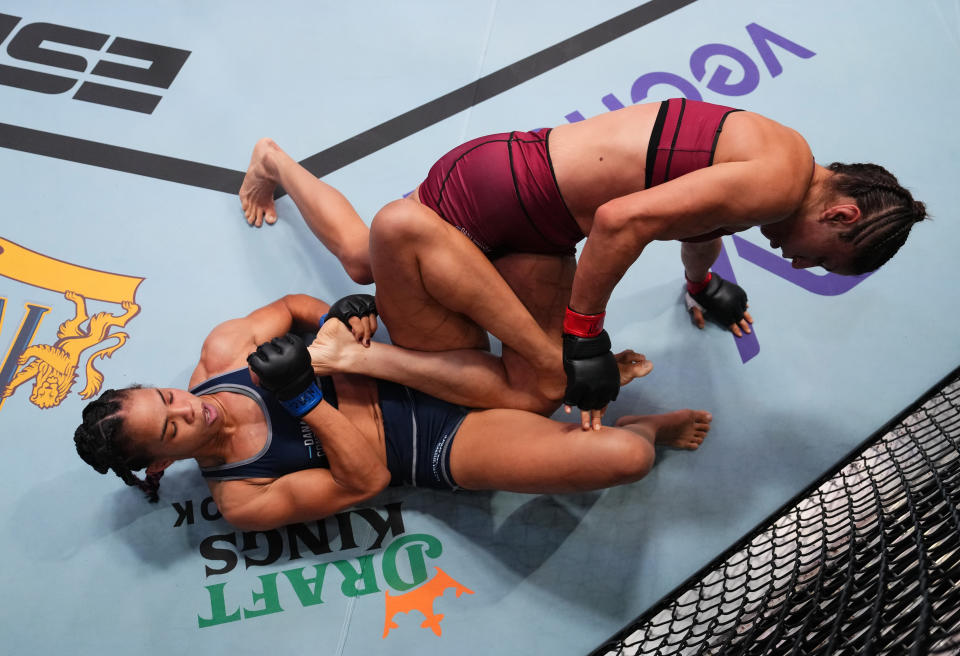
[646, 98, 744, 243]
[418, 129, 583, 257]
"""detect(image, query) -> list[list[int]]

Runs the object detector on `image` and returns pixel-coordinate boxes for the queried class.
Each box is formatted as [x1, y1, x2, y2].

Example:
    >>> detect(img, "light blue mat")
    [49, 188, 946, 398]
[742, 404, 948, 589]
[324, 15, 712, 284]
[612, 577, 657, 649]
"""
[2, 1, 959, 653]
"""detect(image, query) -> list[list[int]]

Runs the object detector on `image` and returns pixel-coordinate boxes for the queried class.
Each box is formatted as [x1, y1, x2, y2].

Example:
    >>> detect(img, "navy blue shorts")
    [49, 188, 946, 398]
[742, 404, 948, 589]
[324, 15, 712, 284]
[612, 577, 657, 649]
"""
[378, 380, 469, 490]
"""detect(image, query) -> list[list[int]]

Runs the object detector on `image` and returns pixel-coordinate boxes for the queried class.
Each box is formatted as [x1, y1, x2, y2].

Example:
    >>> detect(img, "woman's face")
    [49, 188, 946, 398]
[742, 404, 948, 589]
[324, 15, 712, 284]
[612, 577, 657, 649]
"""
[120, 387, 222, 461]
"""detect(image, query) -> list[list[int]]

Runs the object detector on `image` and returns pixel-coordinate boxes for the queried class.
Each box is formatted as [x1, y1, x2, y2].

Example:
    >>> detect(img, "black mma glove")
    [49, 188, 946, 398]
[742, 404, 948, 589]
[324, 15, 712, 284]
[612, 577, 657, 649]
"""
[685, 273, 748, 327]
[322, 293, 377, 327]
[562, 307, 620, 411]
[247, 333, 323, 417]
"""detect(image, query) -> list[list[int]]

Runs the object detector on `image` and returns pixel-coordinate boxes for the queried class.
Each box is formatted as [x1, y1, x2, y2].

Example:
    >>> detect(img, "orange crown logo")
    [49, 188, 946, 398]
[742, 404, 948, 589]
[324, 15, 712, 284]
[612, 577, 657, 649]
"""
[382, 567, 473, 638]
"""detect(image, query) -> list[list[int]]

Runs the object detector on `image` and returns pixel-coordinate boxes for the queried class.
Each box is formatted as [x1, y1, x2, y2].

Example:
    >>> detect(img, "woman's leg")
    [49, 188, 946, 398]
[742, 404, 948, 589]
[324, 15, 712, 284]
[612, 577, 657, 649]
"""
[492, 252, 653, 426]
[310, 318, 653, 414]
[449, 407, 712, 493]
[308, 219, 652, 414]
[238, 143, 647, 416]
[490, 252, 574, 414]
[239, 138, 373, 284]
[369, 199, 565, 408]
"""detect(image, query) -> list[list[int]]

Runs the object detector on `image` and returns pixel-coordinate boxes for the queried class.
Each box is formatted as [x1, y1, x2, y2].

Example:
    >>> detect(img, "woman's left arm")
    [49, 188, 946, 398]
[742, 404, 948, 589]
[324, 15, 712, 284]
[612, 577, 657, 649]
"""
[192, 295, 331, 380]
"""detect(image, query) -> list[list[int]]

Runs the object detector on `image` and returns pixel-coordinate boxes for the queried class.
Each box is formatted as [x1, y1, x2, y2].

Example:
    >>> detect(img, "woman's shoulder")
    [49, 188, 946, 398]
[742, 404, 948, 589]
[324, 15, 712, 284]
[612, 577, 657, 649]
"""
[189, 321, 257, 387]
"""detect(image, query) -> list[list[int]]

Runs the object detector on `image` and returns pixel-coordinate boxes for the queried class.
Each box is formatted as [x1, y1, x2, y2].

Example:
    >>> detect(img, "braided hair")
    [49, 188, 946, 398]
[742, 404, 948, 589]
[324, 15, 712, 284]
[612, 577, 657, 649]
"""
[828, 162, 928, 274]
[74, 386, 165, 502]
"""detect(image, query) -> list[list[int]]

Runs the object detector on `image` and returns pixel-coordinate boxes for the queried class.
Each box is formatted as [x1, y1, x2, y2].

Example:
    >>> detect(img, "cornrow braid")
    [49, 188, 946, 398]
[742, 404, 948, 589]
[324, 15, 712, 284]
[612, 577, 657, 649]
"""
[74, 386, 164, 502]
[828, 162, 928, 274]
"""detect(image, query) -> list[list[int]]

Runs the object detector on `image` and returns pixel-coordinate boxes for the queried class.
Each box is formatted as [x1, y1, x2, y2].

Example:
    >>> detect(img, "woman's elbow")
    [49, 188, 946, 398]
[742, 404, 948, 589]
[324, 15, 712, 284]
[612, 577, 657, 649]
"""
[343, 466, 392, 500]
[368, 466, 392, 496]
[592, 202, 653, 252]
[593, 200, 630, 234]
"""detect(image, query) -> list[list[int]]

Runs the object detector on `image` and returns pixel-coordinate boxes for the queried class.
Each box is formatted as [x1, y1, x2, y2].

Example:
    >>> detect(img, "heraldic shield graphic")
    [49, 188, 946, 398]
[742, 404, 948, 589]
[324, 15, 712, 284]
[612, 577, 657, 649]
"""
[0, 236, 142, 411]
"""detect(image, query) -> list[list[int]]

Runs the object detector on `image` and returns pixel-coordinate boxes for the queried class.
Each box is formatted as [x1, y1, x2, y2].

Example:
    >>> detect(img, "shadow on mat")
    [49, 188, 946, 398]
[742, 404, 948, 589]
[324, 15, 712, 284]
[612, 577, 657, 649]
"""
[6, 464, 206, 567]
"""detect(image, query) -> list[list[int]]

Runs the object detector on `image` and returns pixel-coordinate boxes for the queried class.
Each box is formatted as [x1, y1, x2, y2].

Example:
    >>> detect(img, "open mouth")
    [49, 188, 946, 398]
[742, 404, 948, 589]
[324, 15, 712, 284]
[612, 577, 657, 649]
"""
[202, 403, 217, 426]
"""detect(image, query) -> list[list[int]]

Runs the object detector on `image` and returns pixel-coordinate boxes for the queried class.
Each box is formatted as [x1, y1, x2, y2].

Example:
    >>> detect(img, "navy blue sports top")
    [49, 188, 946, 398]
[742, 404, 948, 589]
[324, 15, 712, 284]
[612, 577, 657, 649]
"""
[191, 368, 469, 490]
[192, 368, 338, 480]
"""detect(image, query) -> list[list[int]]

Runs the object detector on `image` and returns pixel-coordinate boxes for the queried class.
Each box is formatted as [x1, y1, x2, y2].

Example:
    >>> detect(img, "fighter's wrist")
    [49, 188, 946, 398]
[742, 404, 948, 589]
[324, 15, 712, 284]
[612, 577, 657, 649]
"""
[563, 306, 605, 338]
[563, 329, 612, 359]
[685, 271, 712, 295]
[278, 380, 324, 417]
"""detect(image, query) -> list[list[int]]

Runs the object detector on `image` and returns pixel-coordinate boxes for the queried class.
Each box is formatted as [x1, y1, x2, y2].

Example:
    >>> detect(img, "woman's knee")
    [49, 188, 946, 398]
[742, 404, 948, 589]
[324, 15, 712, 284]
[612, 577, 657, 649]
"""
[605, 433, 655, 484]
[370, 199, 432, 249]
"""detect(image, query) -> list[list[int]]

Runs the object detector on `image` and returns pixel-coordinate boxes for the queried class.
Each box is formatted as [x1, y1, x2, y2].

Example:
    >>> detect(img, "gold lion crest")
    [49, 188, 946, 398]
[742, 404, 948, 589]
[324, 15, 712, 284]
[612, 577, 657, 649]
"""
[2, 291, 139, 408]
[0, 237, 143, 411]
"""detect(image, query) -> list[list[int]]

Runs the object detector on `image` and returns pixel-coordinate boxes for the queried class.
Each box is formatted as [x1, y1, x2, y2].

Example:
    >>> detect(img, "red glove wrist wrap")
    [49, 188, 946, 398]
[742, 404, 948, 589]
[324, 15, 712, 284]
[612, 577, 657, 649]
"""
[685, 272, 712, 295]
[563, 307, 605, 337]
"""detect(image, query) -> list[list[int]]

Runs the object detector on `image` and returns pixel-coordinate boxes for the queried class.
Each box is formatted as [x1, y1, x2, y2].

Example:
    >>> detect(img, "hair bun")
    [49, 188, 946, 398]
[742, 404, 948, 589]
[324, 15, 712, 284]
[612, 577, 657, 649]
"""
[912, 200, 927, 221]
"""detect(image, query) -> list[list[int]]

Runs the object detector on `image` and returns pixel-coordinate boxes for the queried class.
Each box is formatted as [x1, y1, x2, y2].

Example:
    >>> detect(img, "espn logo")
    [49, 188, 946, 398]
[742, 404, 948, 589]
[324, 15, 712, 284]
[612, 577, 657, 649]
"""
[0, 13, 190, 114]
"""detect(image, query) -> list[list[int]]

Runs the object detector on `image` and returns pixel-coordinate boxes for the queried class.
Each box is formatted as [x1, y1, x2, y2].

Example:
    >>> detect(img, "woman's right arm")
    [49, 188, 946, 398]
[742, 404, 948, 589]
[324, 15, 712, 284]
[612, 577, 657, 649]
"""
[213, 331, 390, 530]
[213, 401, 390, 530]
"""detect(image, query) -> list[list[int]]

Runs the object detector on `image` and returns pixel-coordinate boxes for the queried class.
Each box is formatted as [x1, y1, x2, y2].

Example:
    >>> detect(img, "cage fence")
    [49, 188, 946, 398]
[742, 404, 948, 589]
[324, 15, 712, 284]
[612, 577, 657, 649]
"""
[592, 368, 960, 656]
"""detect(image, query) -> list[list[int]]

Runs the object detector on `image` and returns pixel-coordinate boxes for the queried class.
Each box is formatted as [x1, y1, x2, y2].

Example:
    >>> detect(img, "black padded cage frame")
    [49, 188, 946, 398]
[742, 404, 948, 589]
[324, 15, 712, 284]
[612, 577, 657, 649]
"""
[592, 365, 960, 656]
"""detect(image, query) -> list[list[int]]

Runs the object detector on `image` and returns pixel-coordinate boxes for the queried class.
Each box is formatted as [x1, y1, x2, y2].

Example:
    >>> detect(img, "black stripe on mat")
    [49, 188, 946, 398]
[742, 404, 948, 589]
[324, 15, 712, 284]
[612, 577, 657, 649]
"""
[296, 0, 698, 182]
[0, 0, 698, 195]
[0, 121, 244, 193]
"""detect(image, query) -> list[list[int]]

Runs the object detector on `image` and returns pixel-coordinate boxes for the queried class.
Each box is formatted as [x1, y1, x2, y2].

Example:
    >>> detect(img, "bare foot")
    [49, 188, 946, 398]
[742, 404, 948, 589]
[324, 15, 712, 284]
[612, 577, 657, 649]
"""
[239, 138, 281, 227]
[616, 409, 712, 450]
[307, 318, 365, 376]
[616, 349, 653, 386]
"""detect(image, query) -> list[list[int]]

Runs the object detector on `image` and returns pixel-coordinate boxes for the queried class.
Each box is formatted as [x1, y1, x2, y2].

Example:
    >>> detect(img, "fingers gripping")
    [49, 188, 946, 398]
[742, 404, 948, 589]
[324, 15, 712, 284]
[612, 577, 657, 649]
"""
[579, 407, 606, 431]
[327, 294, 377, 323]
[323, 294, 378, 345]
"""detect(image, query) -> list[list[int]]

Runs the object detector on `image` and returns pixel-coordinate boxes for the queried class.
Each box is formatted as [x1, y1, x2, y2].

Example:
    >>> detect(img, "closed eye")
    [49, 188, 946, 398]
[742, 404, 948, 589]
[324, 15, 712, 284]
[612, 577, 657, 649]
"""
[156, 389, 168, 441]
[168, 393, 177, 438]
[157, 390, 178, 440]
